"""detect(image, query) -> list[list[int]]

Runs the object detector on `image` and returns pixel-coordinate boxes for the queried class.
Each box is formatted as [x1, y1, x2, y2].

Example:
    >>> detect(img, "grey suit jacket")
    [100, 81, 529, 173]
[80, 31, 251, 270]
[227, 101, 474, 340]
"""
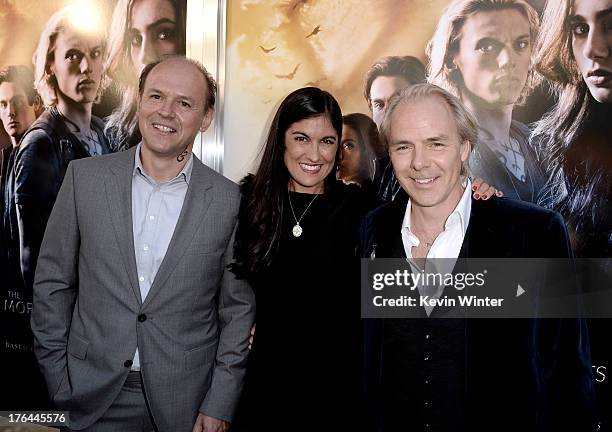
[31, 147, 255, 431]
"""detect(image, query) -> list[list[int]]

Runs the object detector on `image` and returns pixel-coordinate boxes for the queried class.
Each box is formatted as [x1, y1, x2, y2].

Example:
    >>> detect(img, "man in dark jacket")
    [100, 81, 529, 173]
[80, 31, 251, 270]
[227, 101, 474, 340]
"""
[0, 65, 41, 289]
[361, 83, 593, 431]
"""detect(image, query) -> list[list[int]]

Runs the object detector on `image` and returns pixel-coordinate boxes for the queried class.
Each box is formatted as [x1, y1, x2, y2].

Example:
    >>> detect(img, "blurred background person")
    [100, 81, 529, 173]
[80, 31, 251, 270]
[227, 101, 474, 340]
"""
[0, 65, 41, 289]
[15, 4, 110, 297]
[104, 0, 186, 151]
[364, 55, 427, 202]
[534, 1, 612, 429]
[0, 64, 46, 410]
[337, 113, 381, 190]
[230, 87, 367, 431]
[428, 0, 544, 203]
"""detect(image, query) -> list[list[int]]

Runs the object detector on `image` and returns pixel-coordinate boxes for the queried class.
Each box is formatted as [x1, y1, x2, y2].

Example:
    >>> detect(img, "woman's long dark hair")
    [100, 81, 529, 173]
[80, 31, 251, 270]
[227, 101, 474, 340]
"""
[232, 87, 342, 277]
[533, 0, 612, 254]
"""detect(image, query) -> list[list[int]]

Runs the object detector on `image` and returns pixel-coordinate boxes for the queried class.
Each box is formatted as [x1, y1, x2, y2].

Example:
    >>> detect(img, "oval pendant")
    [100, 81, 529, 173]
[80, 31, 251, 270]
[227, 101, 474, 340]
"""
[292, 224, 303, 237]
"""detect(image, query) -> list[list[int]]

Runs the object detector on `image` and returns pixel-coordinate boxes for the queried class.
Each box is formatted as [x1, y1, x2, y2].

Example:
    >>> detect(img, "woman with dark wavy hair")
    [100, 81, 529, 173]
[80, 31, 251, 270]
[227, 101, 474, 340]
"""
[534, 0, 612, 429]
[230, 87, 365, 431]
[534, 0, 612, 256]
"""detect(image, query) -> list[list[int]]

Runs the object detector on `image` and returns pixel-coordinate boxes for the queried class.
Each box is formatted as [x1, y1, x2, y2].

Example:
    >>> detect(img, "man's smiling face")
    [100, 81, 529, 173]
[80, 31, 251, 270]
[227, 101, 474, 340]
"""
[138, 57, 212, 159]
[388, 95, 469, 211]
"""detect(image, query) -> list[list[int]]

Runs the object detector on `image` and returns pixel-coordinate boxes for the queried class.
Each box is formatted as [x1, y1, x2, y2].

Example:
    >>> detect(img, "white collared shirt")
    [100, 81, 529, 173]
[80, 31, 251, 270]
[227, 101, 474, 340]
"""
[400, 179, 472, 314]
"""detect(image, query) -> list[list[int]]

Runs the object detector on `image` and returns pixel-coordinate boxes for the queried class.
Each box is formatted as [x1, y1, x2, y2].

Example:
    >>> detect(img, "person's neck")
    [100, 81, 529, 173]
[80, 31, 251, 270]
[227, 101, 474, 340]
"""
[410, 181, 465, 236]
[288, 179, 324, 194]
[463, 97, 513, 144]
[57, 97, 92, 133]
[10, 135, 21, 148]
[140, 144, 190, 182]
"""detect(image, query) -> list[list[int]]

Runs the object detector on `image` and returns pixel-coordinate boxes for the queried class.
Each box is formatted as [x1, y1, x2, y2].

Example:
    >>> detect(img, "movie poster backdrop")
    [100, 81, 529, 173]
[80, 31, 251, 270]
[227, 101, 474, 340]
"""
[0, 0, 609, 429]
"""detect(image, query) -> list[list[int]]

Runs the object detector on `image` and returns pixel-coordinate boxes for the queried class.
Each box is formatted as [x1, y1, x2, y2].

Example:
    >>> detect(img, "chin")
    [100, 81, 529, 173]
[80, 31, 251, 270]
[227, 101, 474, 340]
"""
[589, 88, 612, 104]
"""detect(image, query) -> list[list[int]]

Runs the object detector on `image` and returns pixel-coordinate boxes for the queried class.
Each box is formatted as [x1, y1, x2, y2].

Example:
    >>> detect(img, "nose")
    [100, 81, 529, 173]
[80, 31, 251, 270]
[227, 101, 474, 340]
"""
[305, 142, 322, 162]
[157, 98, 175, 118]
[79, 56, 91, 74]
[139, 38, 159, 71]
[498, 47, 516, 70]
[410, 145, 429, 171]
[7, 102, 16, 118]
[584, 27, 610, 61]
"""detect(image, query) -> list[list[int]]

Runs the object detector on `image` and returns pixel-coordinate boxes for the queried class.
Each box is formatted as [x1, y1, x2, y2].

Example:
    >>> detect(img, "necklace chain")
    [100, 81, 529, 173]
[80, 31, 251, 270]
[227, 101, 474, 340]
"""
[287, 191, 319, 237]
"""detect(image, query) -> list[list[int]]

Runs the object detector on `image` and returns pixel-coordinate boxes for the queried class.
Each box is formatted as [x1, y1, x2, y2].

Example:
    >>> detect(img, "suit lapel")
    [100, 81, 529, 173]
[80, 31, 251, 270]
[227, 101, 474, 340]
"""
[141, 158, 213, 309]
[106, 147, 142, 305]
[459, 198, 512, 258]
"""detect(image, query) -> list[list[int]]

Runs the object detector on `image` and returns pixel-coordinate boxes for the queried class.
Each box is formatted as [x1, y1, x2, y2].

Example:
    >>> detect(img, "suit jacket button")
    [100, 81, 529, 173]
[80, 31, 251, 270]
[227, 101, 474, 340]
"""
[124, 360, 133, 368]
[138, 314, 147, 322]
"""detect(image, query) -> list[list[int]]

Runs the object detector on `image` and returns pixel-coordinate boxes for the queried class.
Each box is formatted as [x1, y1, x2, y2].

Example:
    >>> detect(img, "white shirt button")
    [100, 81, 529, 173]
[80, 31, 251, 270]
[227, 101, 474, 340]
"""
[139, 276, 145, 282]
[149, 215, 155, 221]
[143, 244, 150, 251]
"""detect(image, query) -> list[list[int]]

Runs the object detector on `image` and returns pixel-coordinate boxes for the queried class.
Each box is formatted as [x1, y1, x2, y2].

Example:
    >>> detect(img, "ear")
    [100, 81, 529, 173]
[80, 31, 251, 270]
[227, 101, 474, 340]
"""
[32, 95, 43, 116]
[460, 139, 471, 162]
[199, 107, 214, 133]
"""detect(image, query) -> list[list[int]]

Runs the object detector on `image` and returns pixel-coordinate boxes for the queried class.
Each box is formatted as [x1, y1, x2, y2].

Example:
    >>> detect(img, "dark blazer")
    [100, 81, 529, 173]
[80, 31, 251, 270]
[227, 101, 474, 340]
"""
[360, 193, 594, 432]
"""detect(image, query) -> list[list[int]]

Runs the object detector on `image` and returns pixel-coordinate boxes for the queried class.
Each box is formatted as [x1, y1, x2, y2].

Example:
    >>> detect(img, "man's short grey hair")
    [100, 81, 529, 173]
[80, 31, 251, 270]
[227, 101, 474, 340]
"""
[379, 83, 479, 176]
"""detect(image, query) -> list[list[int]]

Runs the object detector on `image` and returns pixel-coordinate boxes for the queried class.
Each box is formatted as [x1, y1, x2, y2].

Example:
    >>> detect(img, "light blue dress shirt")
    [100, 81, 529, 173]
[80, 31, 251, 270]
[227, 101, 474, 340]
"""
[130, 144, 193, 369]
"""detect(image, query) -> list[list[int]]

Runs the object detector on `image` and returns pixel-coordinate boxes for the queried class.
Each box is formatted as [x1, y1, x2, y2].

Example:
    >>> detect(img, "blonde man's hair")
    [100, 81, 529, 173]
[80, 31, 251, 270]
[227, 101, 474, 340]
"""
[32, 5, 108, 107]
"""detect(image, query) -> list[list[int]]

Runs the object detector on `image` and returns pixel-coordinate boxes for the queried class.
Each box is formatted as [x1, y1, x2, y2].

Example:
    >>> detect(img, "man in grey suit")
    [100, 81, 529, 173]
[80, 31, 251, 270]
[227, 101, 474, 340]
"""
[31, 56, 255, 432]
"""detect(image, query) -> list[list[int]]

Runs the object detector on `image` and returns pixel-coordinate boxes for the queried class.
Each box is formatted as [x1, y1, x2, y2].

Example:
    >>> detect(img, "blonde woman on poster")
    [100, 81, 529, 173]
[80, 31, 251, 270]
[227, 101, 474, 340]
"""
[14, 4, 111, 295]
[105, 0, 186, 151]
[428, 0, 545, 202]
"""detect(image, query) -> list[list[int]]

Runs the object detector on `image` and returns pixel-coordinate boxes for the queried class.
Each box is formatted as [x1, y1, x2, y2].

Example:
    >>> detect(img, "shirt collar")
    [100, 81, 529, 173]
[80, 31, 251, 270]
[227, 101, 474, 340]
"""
[133, 143, 193, 185]
[401, 178, 472, 247]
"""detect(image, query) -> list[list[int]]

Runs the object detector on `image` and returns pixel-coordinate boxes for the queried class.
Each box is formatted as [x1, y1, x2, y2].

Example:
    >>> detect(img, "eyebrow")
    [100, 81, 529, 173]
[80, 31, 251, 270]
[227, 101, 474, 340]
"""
[291, 131, 336, 141]
[147, 87, 195, 102]
[570, 6, 612, 22]
[131, 17, 176, 32]
[390, 135, 450, 145]
[390, 139, 412, 147]
[426, 134, 450, 142]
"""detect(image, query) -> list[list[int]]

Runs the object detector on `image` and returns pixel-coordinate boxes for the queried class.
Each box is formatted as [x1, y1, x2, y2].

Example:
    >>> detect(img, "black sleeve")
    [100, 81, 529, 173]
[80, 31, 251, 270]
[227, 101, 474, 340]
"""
[14, 129, 61, 291]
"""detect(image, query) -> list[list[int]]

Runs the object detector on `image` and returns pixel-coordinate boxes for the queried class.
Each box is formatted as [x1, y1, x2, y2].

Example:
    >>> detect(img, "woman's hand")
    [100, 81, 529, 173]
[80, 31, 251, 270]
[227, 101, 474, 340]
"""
[471, 177, 503, 200]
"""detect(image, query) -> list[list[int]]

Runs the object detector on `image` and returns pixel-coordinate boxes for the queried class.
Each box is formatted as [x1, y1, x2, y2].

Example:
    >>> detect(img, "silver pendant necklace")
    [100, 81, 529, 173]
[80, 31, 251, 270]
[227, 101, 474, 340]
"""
[287, 191, 319, 238]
